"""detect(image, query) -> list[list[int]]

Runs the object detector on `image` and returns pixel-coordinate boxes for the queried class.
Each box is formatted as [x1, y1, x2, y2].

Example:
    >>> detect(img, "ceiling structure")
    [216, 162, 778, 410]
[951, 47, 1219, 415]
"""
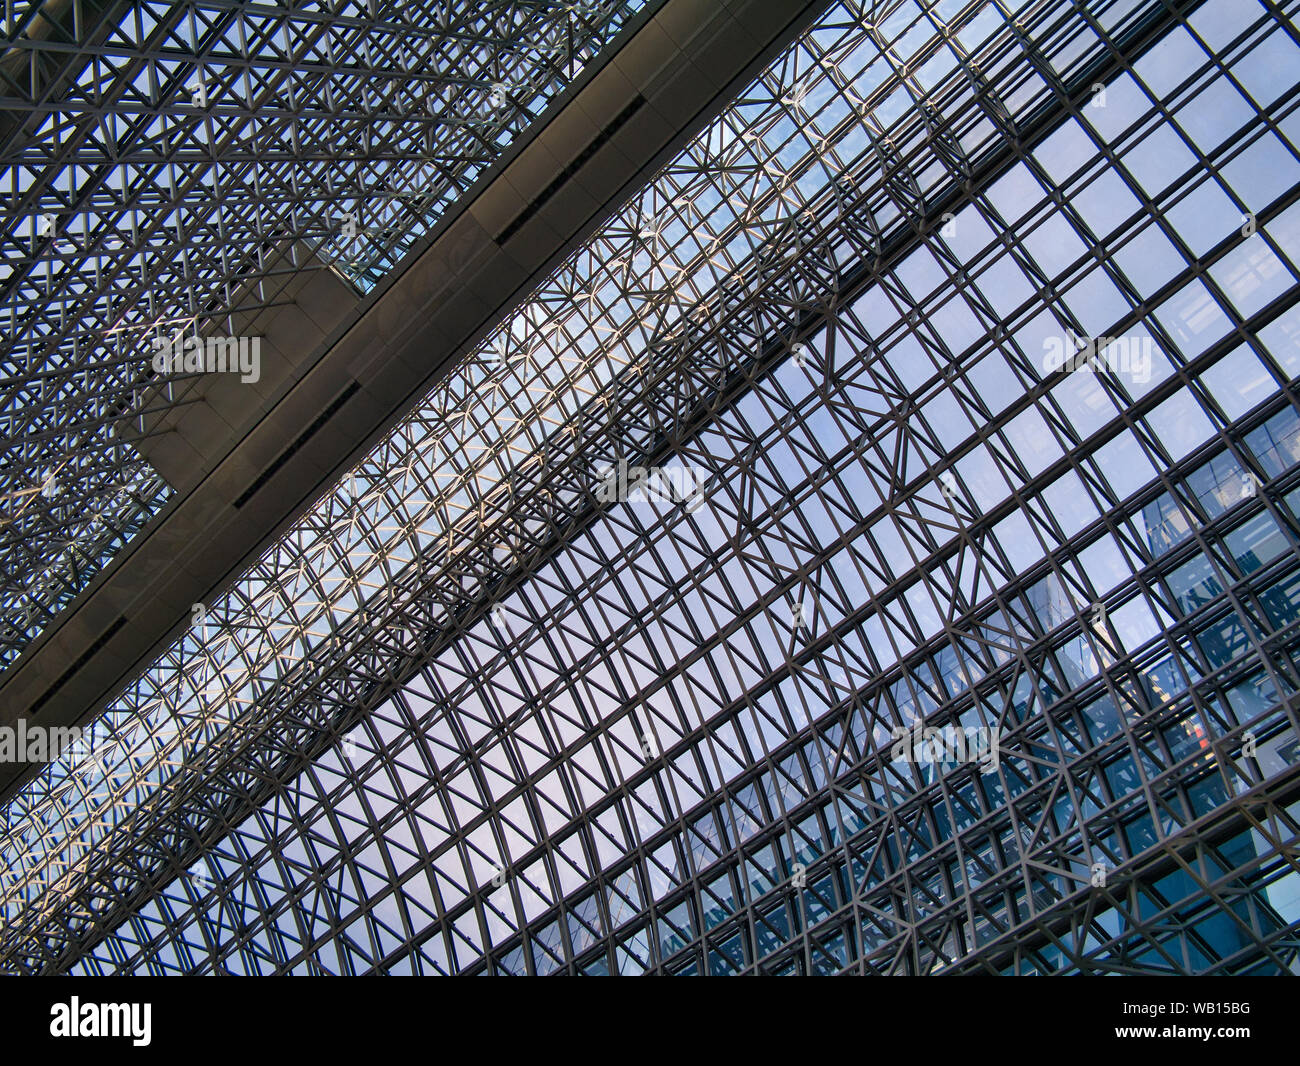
[0, 0, 647, 671]
[2, 0, 1300, 975]
[0, 0, 827, 807]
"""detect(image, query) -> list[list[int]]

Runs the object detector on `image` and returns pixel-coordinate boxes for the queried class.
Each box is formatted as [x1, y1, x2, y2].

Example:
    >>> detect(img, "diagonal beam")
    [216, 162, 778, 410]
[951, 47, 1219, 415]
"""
[0, 0, 833, 809]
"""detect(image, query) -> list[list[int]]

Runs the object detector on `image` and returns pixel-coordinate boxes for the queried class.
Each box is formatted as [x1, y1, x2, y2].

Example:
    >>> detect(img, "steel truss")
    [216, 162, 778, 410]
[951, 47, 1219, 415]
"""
[4, 0, 1300, 974]
[0, 0, 645, 669]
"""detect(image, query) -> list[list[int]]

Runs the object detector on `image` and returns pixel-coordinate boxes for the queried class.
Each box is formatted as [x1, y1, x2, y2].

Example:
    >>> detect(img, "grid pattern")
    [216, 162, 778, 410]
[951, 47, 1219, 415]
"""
[0, 0, 645, 669]
[5, 0, 1300, 974]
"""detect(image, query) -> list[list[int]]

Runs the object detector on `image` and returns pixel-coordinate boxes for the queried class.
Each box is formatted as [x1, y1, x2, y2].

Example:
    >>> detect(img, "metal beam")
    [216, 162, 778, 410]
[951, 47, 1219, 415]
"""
[0, 0, 831, 800]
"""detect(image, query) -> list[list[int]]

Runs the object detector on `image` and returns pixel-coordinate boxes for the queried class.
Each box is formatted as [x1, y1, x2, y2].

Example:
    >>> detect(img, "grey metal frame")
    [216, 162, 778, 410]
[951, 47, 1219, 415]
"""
[0, 0, 646, 670]
[3, 0, 1300, 975]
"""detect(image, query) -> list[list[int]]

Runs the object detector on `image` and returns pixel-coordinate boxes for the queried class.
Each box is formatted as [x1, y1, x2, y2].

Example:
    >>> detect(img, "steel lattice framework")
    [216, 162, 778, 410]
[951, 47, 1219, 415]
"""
[4, 0, 1300, 974]
[0, 0, 645, 669]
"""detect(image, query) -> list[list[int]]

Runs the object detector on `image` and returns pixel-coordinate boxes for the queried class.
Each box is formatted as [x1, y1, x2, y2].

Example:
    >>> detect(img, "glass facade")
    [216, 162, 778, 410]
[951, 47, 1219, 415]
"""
[3, 0, 1300, 975]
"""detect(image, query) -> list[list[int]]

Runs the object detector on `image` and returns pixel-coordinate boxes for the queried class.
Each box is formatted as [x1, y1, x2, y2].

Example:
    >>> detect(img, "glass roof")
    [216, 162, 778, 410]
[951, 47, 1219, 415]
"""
[0, 0, 645, 670]
[5, 0, 1300, 975]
